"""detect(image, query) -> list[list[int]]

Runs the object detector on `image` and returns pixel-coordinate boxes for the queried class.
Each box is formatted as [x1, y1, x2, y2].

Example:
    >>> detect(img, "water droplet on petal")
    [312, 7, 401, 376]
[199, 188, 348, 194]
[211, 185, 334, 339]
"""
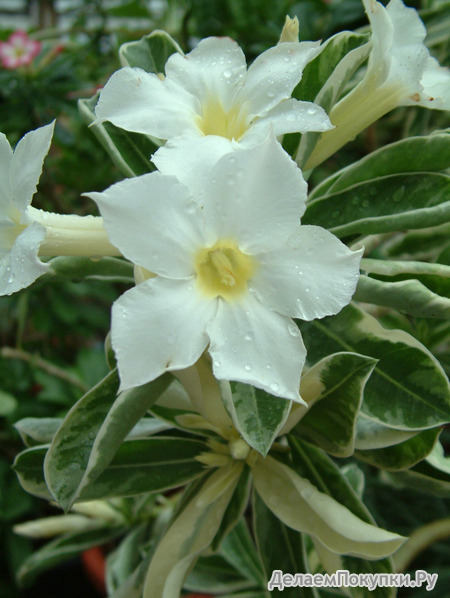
[287, 321, 300, 337]
[244, 332, 254, 341]
[244, 363, 252, 371]
[307, 107, 317, 115]
[223, 68, 232, 79]
[270, 382, 280, 393]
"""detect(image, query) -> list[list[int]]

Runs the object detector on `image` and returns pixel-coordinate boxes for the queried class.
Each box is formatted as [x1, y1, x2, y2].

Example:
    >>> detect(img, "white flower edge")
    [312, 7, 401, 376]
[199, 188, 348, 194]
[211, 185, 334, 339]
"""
[88, 135, 362, 402]
[0, 122, 54, 295]
[94, 36, 332, 150]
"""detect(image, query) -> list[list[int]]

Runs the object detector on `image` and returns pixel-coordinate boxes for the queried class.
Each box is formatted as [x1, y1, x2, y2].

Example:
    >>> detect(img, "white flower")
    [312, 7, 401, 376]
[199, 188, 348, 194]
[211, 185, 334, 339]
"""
[94, 36, 332, 166]
[0, 123, 54, 295]
[87, 136, 362, 402]
[305, 0, 450, 169]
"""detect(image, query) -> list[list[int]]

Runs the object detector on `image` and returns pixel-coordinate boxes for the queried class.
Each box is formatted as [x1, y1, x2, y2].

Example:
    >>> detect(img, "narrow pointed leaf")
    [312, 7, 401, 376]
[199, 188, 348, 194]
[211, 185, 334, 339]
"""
[13, 446, 52, 500]
[220, 520, 266, 588]
[185, 554, 257, 595]
[14, 418, 62, 448]
[48, 256, 134, 283]
[253, 490, 316, 598]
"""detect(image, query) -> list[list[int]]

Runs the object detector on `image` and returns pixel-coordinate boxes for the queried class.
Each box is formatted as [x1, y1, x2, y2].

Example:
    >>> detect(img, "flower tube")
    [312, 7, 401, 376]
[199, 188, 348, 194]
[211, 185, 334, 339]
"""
[305, 0, 450, 170]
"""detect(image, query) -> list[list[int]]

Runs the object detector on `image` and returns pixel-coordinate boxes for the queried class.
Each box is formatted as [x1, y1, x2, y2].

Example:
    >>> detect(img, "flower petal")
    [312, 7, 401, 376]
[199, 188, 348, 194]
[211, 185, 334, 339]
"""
[0, 221, 48, 295]
[416, 56, 450, 110]
[87, 172, 204, 277]
[0, 132, 13, 210]
[111, 277, 216, 391]
[246, 99, 332, 141]
[165, 37, 247, 112]
[250, 225, 362, 320]
[10, 122, 54, 213]
[202, 134, 307, 251]
[207, 292, 306, 403]
[95, 67, 200, 139]
[242, 41, 321, 117]
[152, 133, 234, 201]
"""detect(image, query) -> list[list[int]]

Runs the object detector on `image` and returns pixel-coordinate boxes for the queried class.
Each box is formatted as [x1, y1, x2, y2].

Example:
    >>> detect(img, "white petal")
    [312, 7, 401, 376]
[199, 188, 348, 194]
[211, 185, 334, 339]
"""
[242, 42, 320, 117]
[0, 221, 48, 295]
[11, 122, 54, 213]
[112, 277, 216, 391]
[152, 134, 234, 201]
[95, 67, 200, 139]
[0, 132, 13, 209]
[415, 56, 450, 110]
[207, 293, 306, 403]
[87, 173, 204, 278]
[250, 226, 362, 320]
[245, 99, 332, 141]
[202, 135, 307, 251]
[165, 37, 247, 112]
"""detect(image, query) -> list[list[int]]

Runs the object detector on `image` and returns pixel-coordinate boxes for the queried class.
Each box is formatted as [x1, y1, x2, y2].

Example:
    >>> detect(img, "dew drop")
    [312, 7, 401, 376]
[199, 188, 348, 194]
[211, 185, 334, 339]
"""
[244, 332, 254, 341]
[287, 321, 300, 337]
[270, 382, 280, 393]
[267, 89, 276, 98]
[223, 68, 232, 79]
[283, 55, 291, 63]
[244, 363, 252, 371]
[362, 199, 370, 208]
[7, 272, 15, 284]
[307, 107, 317, 115]
[265, 363, 272, 370]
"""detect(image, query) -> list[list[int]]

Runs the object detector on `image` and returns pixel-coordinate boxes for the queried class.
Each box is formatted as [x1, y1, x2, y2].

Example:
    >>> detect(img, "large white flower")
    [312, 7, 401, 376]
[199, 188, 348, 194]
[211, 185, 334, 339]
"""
[87, 136, 362, 402]
[0, 123, 54, 295]
[305, 0, 450, 169]
[94, 36, 332, 167]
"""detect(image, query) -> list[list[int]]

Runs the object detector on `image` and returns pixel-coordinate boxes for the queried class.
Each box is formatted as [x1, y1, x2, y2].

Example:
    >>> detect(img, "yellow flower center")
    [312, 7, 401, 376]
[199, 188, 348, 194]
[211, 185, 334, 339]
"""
[194, 239, 256, 300]
[197, 97, 248, 141]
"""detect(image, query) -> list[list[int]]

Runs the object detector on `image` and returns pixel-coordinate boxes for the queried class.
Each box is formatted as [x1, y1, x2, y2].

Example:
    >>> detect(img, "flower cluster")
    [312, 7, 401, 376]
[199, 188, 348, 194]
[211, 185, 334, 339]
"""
[0, 30, 41, 69]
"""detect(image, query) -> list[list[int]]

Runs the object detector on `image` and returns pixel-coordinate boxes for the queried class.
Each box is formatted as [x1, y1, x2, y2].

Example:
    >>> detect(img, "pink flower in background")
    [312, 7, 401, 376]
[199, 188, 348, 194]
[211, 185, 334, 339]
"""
[0, 31, 42, 69]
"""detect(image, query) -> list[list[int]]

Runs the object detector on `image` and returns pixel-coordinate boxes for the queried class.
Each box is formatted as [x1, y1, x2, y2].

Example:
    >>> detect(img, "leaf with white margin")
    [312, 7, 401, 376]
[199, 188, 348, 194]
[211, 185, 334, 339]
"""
[119, 29, 183, 73]
[142, 463, 242, 598]
[354, 414, 416, 450]
[14, 417, 62, 447]
[287, 352, 377, 457]
[252, 455, 405, 559]
[13, 445, 52, 500]
[426, 440, 450, 474]
[220, 520, 266, 588]
[221, 382, 291, 457]
[48, 256, 135, 284]
[310, 131, 450, 200]
[354, 275, 450, 319]
[355, 427, 441, 471]
[299, 303, 450, 430]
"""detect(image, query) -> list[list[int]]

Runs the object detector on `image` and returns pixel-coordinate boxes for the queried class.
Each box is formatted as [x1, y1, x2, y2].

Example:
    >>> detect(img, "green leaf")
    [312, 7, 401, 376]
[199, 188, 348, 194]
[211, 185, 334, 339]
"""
[16, 526, 124, 587]
[77, 437, 207, 500]
[354, 275, 450, 319]
[13, 446, 52, 500]
[106, 523, 150, 595]
[253, 490, 315, 598]
[299, 303, 450, 430]
[289, 352, 377, 457]
[303, 172, 450, 238]
[223, 382, 291, 457]
[354, 414, 417, 451]
[79, 94, 158, 177]
[0, 389, 17, 416]
[119, 30, 183, 73]
[185, 554, 257, 595]
[48, 256, 134, 284]
[14, 417, 62, 447]
[45, 371, 172, 510]
[142, 463, 242, 598]
[211, 466, 251, 551]
[355, 428, 441, 471]
[310, 132, 450, 199]
[220, 519, 266, 588]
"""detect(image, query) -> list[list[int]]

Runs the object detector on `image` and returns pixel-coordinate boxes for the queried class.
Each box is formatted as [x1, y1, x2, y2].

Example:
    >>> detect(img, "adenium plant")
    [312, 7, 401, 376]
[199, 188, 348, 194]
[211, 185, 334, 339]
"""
[5, 1, 450, 597]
